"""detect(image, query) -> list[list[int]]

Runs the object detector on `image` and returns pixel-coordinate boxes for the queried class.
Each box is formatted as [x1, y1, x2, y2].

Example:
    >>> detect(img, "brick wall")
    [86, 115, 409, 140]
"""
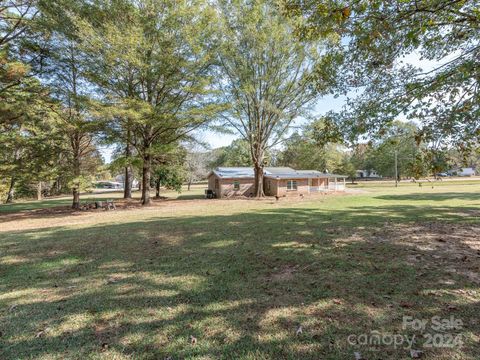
[219, 178, 255, 198]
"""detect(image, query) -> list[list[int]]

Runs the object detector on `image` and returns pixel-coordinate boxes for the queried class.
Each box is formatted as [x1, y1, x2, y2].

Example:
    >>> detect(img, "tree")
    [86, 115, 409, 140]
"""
[208, 139, 252, 169]
[285, 0, 480, 149]
[102, 122, 137, 198]
[217, 0, 333, 197]
[0, 99, 61, 203]
[448, 146, 480, 170]
[277, 132, 344, 172]
[1, 0, 63, 203]
[151, 145, 186, 198]
[277, 118, 348, 173]
[367, 122, 423, 179]
[74, 0, 221, 205]
[40, 30, 100, 209]
[184, 149, 208, 191]
[339, 156, 357, 183]
[108, 143, 142, 195]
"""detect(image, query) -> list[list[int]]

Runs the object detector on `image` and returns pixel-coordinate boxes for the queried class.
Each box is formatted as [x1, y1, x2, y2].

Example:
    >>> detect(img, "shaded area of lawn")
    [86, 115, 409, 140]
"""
[0, 185, 207, 214]
[1, 201, 479, 359]
[0, 196, 128, 214]
[0, 198, 74, 213]
[376, 192, 480, 202]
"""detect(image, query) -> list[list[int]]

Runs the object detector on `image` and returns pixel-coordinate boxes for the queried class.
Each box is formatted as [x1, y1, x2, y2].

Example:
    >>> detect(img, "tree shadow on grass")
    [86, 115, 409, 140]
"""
[176, 194, 205, 200]
[376, 191, 480, 202]
[0, 203, 479, 359]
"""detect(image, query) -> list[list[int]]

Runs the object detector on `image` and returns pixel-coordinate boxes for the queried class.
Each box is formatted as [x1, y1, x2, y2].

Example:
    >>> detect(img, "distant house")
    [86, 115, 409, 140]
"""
[449, 167, 476, 176]
[207, 167, 347, 198]
[356, 169, 382, 178]
[95, 181, 123, 189]
[114, 174, 139, 188]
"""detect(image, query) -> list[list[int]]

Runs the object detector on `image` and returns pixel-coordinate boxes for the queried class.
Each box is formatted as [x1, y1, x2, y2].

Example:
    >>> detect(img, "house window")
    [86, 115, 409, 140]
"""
[215, 179, 219, 189]
[287, 180, 297, 191]
[233, 181, 240, 190]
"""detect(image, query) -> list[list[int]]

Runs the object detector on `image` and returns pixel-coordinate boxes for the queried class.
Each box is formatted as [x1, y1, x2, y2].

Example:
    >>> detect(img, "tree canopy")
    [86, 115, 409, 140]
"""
[73, 0, 222, 205]
[285, 0, 479, 149]
[216, 0, 337, 196]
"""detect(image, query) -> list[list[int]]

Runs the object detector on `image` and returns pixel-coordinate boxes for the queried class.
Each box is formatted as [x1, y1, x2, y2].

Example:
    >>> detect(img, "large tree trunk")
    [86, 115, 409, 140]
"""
[72, 148, 81, 210]
[253, 163, 265, 197]
[123, 165, 132, 199]
[141, 153, 151, 205]
[37, 182, 42, 201]
[5, 176, 15, 203]
[187, 178, 192, 191]
[72, 187, 80, 209]
[123, 129, 132, 199]
[252, 143, 265, 197]
[155, 179, 161, 198]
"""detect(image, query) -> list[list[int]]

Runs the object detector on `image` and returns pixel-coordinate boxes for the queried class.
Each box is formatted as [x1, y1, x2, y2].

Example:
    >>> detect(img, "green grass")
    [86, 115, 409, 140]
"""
[0, 184, 479, 359]
[0, 187, 204, 213]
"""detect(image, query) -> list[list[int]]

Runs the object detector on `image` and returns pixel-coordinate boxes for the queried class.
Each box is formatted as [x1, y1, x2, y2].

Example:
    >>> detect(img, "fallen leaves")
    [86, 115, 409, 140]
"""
[400, 301, 414, 308]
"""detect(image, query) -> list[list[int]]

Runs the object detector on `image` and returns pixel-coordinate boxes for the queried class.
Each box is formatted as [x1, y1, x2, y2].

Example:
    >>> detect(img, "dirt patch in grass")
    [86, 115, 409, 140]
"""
[394, 222, 480, 284]
[267, 264, 299, 282]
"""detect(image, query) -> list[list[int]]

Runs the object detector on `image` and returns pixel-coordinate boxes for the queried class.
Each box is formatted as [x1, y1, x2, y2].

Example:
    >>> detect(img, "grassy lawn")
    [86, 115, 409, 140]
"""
[0, 183, 479, 359]
[0, 187, 205, 213]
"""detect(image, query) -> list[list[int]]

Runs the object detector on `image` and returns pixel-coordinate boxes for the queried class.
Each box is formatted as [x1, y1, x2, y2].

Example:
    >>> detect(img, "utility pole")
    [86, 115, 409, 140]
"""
[394, 150, 398, 187]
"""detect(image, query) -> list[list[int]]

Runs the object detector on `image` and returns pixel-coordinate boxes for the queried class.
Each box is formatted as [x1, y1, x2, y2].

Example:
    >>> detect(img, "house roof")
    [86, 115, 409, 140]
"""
[210, 167, 347, 179]
[264, 167, 296, 175]
[212, 167, 254, 178]
[265, 170, 347, 179]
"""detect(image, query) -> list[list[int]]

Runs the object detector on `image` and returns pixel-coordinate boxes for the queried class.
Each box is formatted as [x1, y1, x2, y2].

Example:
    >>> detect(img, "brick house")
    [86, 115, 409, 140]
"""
[207, 167, 347, 198]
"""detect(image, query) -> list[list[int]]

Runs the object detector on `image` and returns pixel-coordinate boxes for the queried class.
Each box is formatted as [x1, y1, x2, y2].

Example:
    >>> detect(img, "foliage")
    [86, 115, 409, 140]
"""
[208, 139, 252, 169]
[217, 0, 333, 196]
[363, 122, 426, 178]
[184, 149, 209, 187]
[151, 145, 186, 195]
[277, 132, 345, 173]
[339, 156, 357, 182]
[70, 0, 222, 205]
[0, 0, 66, 202]
[284, 0, 480, 149]
[37, 8, 104, 207]
[448, 146, 480, 170]
[152, 165, 184, 194]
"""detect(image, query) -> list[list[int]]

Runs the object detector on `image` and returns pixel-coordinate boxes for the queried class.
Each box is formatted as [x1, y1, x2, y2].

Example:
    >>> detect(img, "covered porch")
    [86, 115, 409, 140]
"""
[309, 175, 346, 192]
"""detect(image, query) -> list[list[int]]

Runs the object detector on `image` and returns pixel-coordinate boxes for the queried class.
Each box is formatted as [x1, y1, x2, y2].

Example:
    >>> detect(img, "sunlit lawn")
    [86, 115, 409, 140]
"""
[0, 182, 479, 359]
